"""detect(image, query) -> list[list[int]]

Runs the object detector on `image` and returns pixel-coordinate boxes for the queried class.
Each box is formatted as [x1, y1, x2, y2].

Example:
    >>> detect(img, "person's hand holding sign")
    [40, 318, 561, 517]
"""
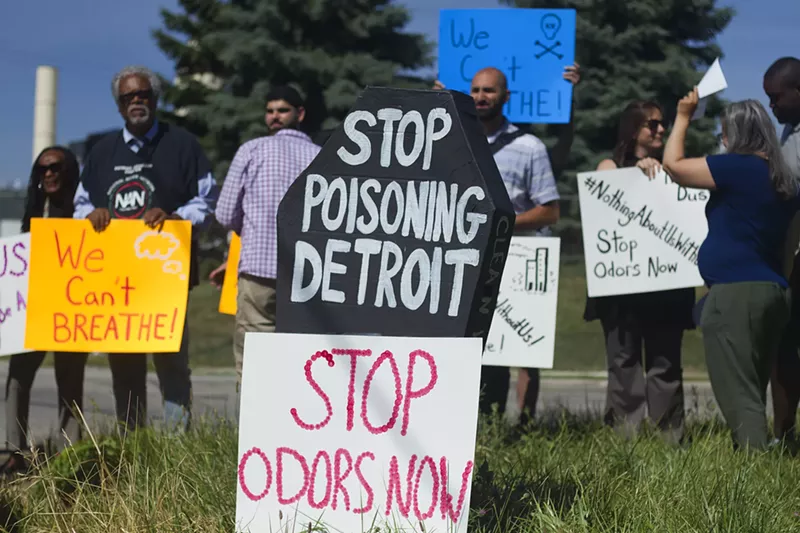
[209, 263, 226, 288]
[563, 62, 581, 86]
[677, 86, 700, 120]
[87, 208, 111, 232]
[637, 157, 663, 180]
[144, 208, 182, 230]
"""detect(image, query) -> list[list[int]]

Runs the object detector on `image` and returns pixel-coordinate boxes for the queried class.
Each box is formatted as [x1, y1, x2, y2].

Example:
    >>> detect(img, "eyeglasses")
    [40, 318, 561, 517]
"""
[646, 119, 665, 133]
[118, 89, 154, 106]
[35, 162, 63, 175]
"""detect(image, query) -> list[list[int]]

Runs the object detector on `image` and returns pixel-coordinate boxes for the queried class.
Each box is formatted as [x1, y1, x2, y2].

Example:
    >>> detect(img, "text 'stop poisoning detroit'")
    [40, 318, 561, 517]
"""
[276, 87, 516, 340]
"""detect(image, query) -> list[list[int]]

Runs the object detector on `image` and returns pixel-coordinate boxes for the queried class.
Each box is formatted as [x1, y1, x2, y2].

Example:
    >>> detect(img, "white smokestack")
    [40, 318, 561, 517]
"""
[32, 65, 58, 162]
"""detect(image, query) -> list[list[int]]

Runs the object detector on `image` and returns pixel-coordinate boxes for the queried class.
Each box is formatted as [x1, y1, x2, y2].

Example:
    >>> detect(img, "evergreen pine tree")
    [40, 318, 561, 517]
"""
[153, 0, 433, 178]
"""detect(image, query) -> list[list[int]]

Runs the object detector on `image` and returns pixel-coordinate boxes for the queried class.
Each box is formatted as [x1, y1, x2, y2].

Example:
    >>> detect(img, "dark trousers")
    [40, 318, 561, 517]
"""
[602, 319, 685, 441]
[108, 319, 191, 432]
[479, 366, 540, 422]
[5, 351, 88, 451]
[771, 307, 800, 440]
[702, 282, 790, 450]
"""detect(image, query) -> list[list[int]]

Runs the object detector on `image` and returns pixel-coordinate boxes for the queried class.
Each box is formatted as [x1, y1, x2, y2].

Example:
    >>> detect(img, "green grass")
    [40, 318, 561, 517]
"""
[2, 413, 799, 532]
[75, 258, 709, 373]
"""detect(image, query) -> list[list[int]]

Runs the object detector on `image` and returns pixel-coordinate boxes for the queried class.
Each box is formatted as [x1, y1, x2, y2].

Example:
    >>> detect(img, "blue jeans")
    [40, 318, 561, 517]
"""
[108, 319, 192, 432]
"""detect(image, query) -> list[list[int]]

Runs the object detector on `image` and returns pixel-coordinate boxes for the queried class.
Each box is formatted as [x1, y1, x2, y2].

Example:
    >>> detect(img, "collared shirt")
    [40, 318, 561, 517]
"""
[782, 122, 800, 179]
[73, 120, 219, 229]
[216, 128, 321, 280]
[487, 119, 559, 236]
[780, 122, 800, 265]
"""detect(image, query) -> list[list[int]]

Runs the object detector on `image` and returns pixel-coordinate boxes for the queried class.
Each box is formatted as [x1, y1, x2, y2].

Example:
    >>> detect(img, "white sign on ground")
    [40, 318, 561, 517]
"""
[0, 233, 31, 357]
[483, 236, 560, 369]
[577, 167, 708, 298]
[236, 332, 482, 533]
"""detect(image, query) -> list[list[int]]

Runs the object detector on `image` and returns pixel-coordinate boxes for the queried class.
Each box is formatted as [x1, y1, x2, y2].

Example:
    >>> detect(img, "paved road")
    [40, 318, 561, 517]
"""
[0, 365, 758, 448]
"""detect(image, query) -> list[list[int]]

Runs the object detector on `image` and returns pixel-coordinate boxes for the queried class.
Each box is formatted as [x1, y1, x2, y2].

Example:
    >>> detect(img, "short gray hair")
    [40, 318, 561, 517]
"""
[111, 65, 162, 103]
[722, 99, 796, 199]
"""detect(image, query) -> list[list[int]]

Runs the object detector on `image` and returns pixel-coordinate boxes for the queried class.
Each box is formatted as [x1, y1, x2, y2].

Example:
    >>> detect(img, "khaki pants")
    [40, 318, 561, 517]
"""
[234, 275, 277, 389]
[601, 320, 685, 443]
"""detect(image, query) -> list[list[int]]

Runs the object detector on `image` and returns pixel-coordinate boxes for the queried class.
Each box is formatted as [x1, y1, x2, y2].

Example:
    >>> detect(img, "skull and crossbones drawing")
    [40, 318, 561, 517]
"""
[535, 13, 563, 59]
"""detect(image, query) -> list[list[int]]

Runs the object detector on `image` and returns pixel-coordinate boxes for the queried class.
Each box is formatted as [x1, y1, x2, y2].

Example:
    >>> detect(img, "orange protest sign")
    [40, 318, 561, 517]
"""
[25, 218, 192, 353]
[218, 233, 241, 315]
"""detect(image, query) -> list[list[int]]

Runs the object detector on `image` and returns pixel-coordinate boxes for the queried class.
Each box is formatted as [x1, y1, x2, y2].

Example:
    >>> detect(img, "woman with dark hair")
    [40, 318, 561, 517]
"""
[664, 89, 799, 450]
[1, 146, 89, 477]
[583, 100, 695, 443]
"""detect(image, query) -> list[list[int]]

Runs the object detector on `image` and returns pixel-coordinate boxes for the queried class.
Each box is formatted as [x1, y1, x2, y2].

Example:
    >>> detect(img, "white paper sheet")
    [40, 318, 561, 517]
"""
[692, 58, 728, 120]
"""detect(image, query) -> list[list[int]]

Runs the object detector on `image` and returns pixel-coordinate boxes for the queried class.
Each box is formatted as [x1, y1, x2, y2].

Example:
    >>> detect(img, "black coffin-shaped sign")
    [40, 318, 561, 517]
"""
[276, 86, 516, 342]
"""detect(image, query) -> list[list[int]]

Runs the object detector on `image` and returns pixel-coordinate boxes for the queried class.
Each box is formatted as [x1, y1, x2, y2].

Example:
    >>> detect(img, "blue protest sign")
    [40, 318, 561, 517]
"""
[438, 8, 577, 124]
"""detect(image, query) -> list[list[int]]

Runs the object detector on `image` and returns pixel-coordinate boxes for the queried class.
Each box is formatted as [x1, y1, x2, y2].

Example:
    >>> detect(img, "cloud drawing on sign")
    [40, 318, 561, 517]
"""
[133, 231, 187, 281]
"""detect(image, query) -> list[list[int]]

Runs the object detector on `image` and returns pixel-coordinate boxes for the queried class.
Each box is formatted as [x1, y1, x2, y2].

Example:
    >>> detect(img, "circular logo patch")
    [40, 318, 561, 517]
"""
[107, 175, 155, 219]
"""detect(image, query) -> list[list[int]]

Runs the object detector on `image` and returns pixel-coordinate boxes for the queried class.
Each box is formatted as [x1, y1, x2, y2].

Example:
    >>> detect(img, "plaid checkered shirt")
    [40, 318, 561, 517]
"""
[216, 129, 321, 279]
[488, 119, 560, 236]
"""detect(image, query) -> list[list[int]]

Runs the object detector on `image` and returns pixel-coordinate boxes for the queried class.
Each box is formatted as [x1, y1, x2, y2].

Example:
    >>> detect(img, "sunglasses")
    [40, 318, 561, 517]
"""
[36, 162, 63, 175]
[646, 119, 666, 133]
[119, 89, 154, 106]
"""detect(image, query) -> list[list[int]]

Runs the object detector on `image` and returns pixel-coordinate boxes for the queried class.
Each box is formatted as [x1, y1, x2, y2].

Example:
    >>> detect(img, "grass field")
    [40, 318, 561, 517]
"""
[2, 412, 799, 532]
[165, 258, 709, 373]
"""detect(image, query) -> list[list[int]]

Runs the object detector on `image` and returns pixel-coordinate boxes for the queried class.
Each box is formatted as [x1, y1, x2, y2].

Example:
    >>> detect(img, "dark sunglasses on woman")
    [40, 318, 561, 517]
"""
[647, 119, 666, 133]
[35, 162, 63, 175]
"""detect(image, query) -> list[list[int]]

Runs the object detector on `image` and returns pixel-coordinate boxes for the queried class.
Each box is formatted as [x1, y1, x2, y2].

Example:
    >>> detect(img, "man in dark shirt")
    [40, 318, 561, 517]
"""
[764, 57, 800, 445]
[74, 65, 218, 432]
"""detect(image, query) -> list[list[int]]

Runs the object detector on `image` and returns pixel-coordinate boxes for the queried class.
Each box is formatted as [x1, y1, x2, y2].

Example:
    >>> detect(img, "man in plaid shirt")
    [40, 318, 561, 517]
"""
[216, 86, 321, 389]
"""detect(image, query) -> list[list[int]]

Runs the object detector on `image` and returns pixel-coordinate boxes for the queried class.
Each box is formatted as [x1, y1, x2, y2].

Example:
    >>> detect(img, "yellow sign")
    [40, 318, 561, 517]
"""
[25, 218, 192, 353]
[218, 233, 241, 315]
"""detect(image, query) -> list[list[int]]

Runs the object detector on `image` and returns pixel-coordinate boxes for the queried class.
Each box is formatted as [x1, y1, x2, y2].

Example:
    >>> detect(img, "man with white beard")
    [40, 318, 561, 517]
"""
[73, 65, 218, 432]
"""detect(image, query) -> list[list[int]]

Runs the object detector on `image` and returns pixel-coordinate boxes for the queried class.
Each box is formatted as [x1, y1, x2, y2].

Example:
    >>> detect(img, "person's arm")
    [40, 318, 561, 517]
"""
[173, 171, 219, 230]
[663, 87, 717, 190]
[596, 158, 617, 171]
[215, 144, 250, 235]
[72, 182, 94, 219]
[549, 63, 581, 177]
[784, 212, 800, 280]
[515, 201, 560, 229]
[516, 143, 560, 231]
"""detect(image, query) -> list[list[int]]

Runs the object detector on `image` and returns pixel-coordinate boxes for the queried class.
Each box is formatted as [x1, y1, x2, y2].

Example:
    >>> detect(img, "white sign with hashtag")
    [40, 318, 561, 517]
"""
[576, 167, 708, 297]
[483, 236, 560, 369]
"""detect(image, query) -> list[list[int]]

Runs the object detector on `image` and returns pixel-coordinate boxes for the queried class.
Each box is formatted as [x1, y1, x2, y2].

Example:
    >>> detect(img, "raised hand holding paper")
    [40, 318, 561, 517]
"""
[692, 58, 728, 120]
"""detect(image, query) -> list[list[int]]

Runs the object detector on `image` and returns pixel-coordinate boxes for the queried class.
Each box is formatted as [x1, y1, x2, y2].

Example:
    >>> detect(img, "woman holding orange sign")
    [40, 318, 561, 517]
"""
[1, 146, 88, 478]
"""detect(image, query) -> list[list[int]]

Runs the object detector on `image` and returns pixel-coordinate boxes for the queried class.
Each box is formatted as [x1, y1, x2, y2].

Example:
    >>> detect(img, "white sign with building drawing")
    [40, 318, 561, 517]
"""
[483, 236, 560, 369]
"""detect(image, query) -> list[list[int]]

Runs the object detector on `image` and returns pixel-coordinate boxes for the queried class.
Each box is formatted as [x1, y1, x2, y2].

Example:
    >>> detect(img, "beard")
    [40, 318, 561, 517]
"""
[476, 102, 504, 122]
[127, 105, 152, 125]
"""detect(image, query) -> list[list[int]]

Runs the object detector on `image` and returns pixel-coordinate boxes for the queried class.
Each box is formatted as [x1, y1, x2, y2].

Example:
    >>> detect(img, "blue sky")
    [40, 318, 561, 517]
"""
[1, 0, 796, 186]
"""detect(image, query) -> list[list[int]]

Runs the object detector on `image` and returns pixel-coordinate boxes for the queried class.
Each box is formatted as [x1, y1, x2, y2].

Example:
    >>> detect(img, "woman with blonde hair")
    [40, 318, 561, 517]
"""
[663, 89, 799, 450]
